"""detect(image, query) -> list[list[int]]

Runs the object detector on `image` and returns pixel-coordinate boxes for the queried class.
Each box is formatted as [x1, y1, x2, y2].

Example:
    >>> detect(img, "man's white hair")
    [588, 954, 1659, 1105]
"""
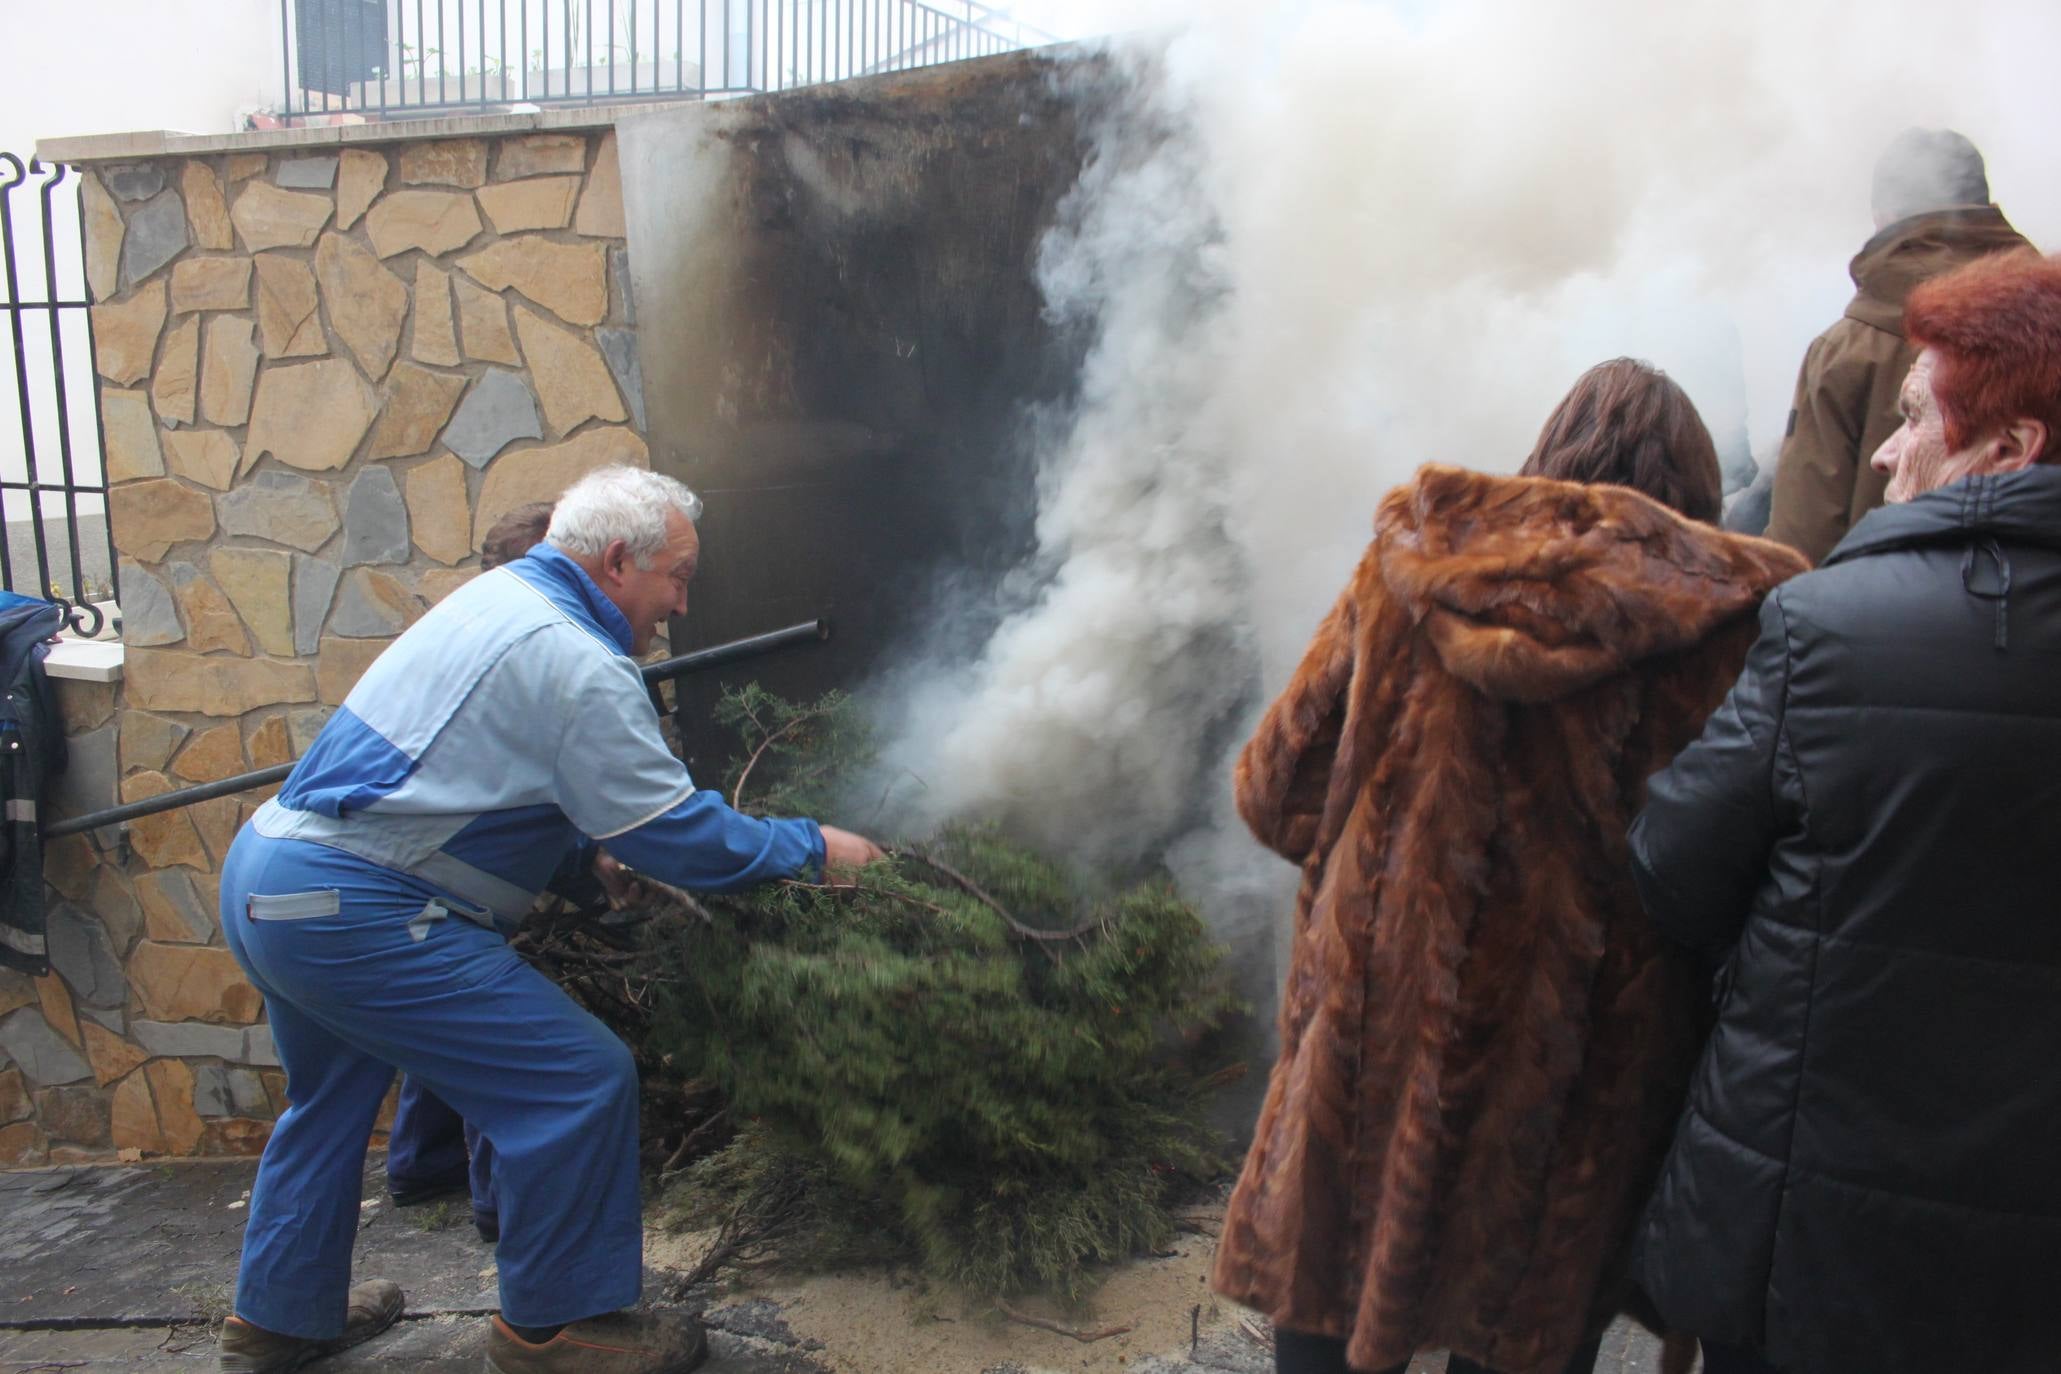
[545, 466, 703, 567]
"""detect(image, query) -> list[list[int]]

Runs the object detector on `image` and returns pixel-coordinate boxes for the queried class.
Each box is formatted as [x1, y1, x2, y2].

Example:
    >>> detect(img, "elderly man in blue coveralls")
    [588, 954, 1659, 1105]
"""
[213, 466, 883, 1374]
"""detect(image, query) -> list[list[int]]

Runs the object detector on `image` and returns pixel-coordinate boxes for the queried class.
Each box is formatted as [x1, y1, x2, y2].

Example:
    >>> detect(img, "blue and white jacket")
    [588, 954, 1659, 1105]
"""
[252, 544, 824, 925]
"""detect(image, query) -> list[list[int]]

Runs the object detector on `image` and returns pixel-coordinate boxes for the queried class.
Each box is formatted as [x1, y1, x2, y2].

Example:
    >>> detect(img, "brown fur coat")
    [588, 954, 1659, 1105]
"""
[1210, 465, 1805, 1374]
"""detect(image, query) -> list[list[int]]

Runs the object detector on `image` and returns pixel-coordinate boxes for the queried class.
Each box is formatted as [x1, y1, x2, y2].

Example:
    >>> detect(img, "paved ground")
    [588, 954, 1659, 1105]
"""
[0, 1156, 1688, 1372]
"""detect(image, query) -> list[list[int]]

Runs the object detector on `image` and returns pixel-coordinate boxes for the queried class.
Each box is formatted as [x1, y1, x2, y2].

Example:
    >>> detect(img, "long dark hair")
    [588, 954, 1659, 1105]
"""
[1519, 358, 1723, 524]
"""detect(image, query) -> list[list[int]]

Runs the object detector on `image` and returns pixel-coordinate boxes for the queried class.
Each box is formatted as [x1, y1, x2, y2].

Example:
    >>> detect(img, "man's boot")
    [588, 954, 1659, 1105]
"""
[483, 1309, 709, 1374]
[217, 1279, 405, 1372]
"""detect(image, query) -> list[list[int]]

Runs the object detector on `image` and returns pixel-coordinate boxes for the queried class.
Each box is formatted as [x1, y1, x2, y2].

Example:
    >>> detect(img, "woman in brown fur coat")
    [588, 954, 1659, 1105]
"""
[1209, 360, 1807, 1374]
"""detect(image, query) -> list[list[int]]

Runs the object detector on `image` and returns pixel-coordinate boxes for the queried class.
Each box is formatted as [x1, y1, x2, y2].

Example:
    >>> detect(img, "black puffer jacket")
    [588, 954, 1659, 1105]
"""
[1627, 466, 2061, 1374]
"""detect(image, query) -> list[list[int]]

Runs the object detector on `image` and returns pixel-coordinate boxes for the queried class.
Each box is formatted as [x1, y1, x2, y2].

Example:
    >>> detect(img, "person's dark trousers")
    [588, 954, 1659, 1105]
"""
[1699, 1342, 1781, 1374]
[1274, 1327, 1602, 1374]
[388, 1079, 501, 1240]
[386, 1077, 469, 1201]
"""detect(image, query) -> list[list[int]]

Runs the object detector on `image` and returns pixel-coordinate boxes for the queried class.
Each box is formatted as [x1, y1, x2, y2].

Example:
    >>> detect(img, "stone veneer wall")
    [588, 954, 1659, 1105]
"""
[0, 126, 650, 1164]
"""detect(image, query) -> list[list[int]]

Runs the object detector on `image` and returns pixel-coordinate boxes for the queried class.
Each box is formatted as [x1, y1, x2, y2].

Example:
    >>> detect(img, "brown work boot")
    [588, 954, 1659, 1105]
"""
[484, 1309, 709, 1374]
[217, 1279, 405, 1372]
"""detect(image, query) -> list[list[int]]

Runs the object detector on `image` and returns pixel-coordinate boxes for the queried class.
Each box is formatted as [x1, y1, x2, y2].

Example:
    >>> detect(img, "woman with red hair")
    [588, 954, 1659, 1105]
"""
[1630, 250, 2061, 1374]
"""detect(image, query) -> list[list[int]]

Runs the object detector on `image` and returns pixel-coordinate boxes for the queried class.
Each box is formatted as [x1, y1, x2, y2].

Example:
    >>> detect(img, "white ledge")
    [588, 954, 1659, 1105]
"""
[37, 99, 688, 165]
[44, 639, 123, 683]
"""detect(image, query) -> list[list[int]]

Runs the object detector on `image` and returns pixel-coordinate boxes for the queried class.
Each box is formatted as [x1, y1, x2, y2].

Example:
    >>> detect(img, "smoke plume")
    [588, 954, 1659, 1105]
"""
[874, 0, 2061, 954]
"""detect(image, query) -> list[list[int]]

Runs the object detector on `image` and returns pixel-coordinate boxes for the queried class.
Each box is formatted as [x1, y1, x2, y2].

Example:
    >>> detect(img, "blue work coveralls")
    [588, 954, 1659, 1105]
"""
[219, 544, 823, 1338]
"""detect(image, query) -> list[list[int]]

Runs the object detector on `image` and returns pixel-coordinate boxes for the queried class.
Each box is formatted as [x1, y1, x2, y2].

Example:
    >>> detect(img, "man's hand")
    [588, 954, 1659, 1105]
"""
[820, 825, 885, 880]
[594, 850, 649, 910]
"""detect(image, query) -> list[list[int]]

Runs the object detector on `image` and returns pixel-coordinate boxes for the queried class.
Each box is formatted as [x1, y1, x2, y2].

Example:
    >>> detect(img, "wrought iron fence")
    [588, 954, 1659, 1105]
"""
[278, 0, 1051, 121]
[0, 154, 115, 633]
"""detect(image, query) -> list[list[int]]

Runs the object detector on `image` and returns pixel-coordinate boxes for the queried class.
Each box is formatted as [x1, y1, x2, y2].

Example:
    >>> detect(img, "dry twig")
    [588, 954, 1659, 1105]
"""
[994, 1297, 1134, 1344]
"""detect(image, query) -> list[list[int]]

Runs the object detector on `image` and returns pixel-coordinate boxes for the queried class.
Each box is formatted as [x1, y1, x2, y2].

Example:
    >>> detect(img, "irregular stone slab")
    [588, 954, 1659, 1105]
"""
[286, 706, 332, 752]
[364, 188, 483, 260]
[166, 561, 250, 655]
[369, 362, 466, 459]
[405, 454, 472, 565]
[105, 164, 165, 202]
[400, 138, 488, 188]
[292, 553, 343, 655]
[170, 255, 250, 313]
[124, 649, 315, 717]
[44, 907, 125, 1009]
[199, 314, 260, 426]
[331, 569, 421, 637]
[315, 232, 409, 379]
[210, 546, 294, 656]
[109, 1070, 162, 1152]
[475, 426, 648, 544]
[610, 245, 634, 326]
[217, 470, 339, 552]
[337, 148, 386, 230]
[413, 260, 460, 366]
[100, 388, 165, 482]
[110, 478, 213, 562]
[231, 179, 332, 251]
[244, 1023, 279, 1066]
[163, 428, 240, 490]
[35, 1084, 111, 1147]
[457, 237, 608, 327]
[80, 173, 123, 302]
[171, 721, 246, 785]
[246, 713, 291, 768]
[181, 161, 233, 251]
[54, 679, 115, 734]
[120, 189, 189, 289]
[120, 709, 189, 773]
[342, 465, 410, 566]
[148, 1060, 206, 1152]
[90, 866, 145, 956]
[116, 561, 182, 647]
[416, 567, 477, 604]
[191, 794, 238, 869]
[118, 771, 209, 870]
[228, 1066, 269, 1114]
[252, 252, 326, 358]
[246, 358, 379, 471]
[35, 975, 79, 1049]
[276, 154, 338, 189]
[496, 133, 588, 180]
[150, 315, 199, 427]
[515, 304, 626, 434]
[193, 1063, 232, 1117]
[81, 1020, 147, 1087]
[226, 153, 268, 183]
[596, 327, 647, 432]
[130, 947, 261, 1021]
[477, 176, 579, 233]
[0, 1008, 91, 1086]
[454, 274, 519, 364]
[440, 367, 541, 468]
[316, 635, 386, 705]
[575, 131, 626, 238]
[136, 869, 217, 946]
[46, 718, 114, 823]
[0, 1066, 23, 1121]
[90, 278, 165, 384]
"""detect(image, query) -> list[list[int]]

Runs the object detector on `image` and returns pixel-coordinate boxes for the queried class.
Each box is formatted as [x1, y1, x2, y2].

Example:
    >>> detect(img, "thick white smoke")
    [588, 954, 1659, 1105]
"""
[878, 0, 2061, 928]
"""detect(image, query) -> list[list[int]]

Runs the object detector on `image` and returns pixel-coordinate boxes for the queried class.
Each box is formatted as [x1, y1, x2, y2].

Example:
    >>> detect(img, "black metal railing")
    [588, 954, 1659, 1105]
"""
[277, 0, 1051, 122]
[0, 155, 117, 627]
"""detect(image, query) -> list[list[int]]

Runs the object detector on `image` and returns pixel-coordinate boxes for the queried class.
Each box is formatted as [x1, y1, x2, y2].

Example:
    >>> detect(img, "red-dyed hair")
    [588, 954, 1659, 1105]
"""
[1905, 251, 2061, 463]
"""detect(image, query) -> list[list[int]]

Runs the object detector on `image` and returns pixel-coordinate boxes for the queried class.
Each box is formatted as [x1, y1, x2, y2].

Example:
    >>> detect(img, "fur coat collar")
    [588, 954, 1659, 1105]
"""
[1210, 465, 1803, 1374]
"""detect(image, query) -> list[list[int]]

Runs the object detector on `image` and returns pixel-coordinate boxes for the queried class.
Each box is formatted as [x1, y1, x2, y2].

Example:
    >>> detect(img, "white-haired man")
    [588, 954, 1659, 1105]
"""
[213, 467, 881, 1374]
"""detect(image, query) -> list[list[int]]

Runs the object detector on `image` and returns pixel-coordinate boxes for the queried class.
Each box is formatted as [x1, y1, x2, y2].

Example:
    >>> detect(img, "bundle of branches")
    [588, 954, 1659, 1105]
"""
[552, 685, 1244, 1301]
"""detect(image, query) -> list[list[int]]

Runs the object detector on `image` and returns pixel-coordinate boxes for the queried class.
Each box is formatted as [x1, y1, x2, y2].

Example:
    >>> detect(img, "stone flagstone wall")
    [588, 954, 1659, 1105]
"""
[0, 125, 649, 1164]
